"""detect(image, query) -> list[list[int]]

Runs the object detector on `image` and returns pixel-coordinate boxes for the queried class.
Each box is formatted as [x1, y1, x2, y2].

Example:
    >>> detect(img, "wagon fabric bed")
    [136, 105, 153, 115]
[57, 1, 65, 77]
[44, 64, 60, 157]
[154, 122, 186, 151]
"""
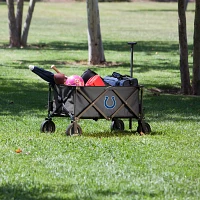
[40, 83, 151, 135]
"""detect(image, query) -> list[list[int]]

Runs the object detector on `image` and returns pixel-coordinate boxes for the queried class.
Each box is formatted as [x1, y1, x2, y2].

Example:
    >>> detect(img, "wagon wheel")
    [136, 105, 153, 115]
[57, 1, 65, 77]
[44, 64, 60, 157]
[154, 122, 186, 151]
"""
[40, 120, 55, 133]
[137, 122, 151, 134]
[66, 123, 82, 136]
[111, 119, 125, 131]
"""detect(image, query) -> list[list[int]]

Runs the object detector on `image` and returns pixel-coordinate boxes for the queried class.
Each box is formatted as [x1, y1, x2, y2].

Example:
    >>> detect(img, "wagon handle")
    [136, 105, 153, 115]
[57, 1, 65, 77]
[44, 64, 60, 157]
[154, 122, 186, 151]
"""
[127, 42, 137, 130]
[127, 42, 137, 78]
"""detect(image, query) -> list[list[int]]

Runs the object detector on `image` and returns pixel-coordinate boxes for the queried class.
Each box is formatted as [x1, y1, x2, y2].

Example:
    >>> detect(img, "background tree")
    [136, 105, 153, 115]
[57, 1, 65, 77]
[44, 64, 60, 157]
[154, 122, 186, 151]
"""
[178, 0, 191, 94]
[16, 0, 23, 43]
[21, 0, 36, 46]
[7, 0, 20, 47]
[6, 0, 36, 47]
[184, 0, 190, 11]
[192, 1, 200, 95]
[86, 0, 106, 65]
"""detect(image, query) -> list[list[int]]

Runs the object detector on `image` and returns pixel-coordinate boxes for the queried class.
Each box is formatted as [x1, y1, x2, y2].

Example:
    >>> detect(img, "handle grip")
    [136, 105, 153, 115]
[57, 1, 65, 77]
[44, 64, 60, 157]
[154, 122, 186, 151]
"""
[51, 65, 61, 73]
[51, 65, 68, 79]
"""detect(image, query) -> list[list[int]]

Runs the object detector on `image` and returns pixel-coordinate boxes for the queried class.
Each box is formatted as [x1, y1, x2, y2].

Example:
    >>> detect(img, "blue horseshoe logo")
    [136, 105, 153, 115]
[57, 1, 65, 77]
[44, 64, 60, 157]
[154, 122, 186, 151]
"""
[104, 96, 116, 109]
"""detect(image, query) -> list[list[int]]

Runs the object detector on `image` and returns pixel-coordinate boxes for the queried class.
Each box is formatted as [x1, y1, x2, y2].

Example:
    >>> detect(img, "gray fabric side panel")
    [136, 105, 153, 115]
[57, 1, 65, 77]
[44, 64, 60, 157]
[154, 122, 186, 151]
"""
[75, 87, 139, 119]
[53, 86, 140, 119]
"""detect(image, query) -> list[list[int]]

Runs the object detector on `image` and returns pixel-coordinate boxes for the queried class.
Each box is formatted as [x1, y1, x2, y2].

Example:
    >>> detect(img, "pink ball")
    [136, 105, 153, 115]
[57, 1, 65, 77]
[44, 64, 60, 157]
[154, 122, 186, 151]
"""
[65, 75, 84, 86]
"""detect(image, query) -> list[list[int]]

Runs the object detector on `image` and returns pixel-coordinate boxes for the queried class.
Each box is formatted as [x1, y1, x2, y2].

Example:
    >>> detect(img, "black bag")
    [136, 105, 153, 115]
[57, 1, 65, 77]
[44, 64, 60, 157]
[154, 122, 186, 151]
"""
[104, 72, 138, 87]
[81, 69, 97, 84]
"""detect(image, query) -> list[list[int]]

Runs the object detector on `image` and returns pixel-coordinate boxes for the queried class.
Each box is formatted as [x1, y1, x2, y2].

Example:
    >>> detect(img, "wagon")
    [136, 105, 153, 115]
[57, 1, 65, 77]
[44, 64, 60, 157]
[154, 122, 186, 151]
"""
[40, 42, 151, 135]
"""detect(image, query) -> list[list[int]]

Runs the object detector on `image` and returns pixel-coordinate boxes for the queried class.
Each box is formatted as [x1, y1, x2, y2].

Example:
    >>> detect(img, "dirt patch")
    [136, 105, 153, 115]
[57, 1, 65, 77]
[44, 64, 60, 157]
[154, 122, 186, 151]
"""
[147, 87, 182, 95]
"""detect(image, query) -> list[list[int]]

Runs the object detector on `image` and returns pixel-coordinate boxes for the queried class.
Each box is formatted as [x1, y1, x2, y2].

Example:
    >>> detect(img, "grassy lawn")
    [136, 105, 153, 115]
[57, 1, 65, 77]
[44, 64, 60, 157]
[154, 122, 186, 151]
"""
[0, 2, 200, 199]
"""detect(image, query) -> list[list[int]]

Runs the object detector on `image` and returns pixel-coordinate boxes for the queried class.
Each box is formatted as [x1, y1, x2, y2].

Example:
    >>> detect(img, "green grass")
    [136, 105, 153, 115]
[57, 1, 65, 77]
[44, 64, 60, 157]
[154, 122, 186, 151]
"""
[0, 2, 200, 199]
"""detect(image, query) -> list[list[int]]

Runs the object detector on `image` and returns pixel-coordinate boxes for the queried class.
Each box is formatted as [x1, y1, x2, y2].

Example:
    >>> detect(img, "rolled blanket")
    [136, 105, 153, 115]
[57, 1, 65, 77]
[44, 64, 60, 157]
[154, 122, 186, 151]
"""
[29, 65, 55, 84]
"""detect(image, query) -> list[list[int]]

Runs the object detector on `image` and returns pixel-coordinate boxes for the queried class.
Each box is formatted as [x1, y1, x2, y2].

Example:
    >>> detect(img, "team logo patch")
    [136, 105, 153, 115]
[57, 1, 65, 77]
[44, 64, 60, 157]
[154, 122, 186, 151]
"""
[104, 96, 116, 109]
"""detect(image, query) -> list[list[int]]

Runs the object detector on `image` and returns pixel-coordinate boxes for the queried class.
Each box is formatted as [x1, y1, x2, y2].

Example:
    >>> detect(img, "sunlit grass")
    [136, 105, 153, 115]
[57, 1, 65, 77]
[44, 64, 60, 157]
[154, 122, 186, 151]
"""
[0, 2, 200, 199]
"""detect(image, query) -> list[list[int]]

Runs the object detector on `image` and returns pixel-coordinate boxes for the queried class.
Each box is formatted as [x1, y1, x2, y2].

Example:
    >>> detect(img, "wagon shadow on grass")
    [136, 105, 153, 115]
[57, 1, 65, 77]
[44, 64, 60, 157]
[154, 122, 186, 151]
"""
[81, 130, 163, 138]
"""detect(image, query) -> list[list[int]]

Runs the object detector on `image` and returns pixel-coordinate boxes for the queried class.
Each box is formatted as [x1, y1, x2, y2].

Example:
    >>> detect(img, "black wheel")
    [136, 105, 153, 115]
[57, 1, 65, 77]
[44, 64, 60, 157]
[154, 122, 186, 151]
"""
[66, 123, 82, 136]
[111, 119, 125, 131]
[40, 120, 55, 133]
[137, 122, 151, 134]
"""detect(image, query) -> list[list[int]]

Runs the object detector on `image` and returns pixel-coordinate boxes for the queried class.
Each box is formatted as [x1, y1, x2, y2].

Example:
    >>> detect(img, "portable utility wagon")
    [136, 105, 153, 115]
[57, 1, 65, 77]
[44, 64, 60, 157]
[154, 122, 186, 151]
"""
[40, 42, 151, 135]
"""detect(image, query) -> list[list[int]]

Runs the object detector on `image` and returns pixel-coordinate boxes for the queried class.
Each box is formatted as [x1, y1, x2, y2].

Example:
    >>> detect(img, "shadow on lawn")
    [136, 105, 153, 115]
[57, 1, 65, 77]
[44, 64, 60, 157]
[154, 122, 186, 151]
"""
[83, 129, 142, 138]
[1, 40, 193, 74]
[0, 77, 48, 117]
[0, 40, 193, 54]
[0, 183, 159, 200]
[143, 91, 200, 123]
[83, 130, 164, 138]
[17, 40, 190, 53]
[95, 188, 159, 199]
[0, 183, 74, 200]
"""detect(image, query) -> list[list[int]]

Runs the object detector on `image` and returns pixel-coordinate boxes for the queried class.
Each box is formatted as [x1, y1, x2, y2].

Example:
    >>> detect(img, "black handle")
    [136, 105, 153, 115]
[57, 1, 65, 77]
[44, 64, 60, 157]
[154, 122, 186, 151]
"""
[127, 42, 137, 78]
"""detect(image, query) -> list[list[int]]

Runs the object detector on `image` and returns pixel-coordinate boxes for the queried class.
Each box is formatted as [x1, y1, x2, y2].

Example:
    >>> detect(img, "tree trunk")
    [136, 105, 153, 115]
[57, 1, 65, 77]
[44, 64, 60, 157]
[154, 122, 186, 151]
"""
[178, 0, 191, 94]
[87, 0, 105, 65]
[21, 0, 36, 47]
[7, 0, 20, 47]
[184, 0, 189, 11]
[192, 1, 200, 95]
[16, 0, 24, 44]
